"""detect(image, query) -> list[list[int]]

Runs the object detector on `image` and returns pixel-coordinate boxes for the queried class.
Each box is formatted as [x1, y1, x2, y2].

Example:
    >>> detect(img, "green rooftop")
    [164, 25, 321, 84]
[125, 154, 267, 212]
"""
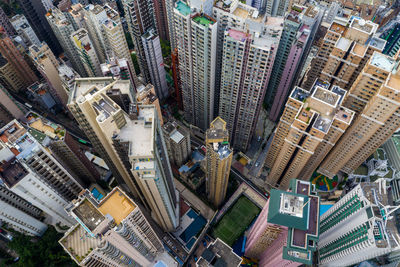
[176, 1, 190, 16]
[192, 15, 215, 27]
[267, 189, 309, 231]
[28, 128, 46, 143]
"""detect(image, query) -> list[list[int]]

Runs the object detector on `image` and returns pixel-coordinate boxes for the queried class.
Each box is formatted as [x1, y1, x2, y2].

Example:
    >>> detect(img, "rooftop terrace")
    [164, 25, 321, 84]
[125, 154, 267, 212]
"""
[351, 18, 376, 34]
[175, 1, 190, 16]
[370, 52, 395, 72]
[97, 188, 136, 225]
[25, 112, 66, 141]
[72, 199, 105, 232]
[192, 14, 215, 26]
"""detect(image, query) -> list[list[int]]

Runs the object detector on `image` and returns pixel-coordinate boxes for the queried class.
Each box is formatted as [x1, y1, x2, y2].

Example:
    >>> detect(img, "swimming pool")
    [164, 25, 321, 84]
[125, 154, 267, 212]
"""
[91, 188, 104, 201]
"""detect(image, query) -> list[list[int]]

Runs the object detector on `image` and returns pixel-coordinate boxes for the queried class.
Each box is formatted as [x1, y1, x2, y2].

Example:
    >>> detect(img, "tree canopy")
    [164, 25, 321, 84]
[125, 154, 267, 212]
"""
[7, 226, 76, 267]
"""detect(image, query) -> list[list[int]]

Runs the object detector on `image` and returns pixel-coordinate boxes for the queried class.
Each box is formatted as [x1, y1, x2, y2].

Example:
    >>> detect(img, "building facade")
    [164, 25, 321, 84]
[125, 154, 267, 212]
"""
[162, 120, 191, 167]
[205, 117, 232, 207]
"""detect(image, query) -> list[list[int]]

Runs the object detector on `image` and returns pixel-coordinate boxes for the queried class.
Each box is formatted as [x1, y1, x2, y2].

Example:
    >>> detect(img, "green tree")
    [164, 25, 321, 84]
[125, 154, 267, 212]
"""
[7, 226, 77, 267]
[160, 39, 171, 58]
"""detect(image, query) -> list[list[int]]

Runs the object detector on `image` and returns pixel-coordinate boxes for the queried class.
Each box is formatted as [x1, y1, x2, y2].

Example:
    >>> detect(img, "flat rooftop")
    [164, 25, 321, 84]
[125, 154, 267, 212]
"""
[26, 112, 66, 141]
[192, 14, 215, 26]
[175, 1, 190, 16]
[72, 199, 105, 231]
[227, 29, 249, 42]
[71, 77, 114, 104]
[0, 160, 29, 188]
[329, 22, 346, 35]
[334, 107, 354, 124]
[336, 37, 352, 51]
[312, 87, 340, 107]
[290, 87, 310, 102]
[117, 105, 155, 158]
[98, 188, 136, 225]
[350, 18, 375, 34]
[387, 73, 400, 91]
[60, 224, 101, 264]
[370, 52, 395, 72]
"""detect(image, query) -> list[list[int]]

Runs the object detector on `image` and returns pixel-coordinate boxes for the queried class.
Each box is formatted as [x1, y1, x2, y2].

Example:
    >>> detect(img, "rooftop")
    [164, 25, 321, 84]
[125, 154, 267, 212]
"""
[97, 188, 136, 225]
[197, 238, 242, 267]
[370, 52, 395, 72]
[334, 107, 354, 124]
[387, 73, 400, 91]
[175, 1, 190, 16]
[312, 87, 340, 107]
[329, 22, 346, 35]
[206, 118, 228, 141]
[290, 87, 309, 102]
[72, 199, 104, 231]
[227, 29, 249, 42]
[313, 115, 332, 133]
[117, 105, 155, 158]
[192, 14, 215, 26]
[25, 112, 66, 141]
[336, 37, 352, 51]
[350, 18, 376, 34]
[214, 142, 232, 159]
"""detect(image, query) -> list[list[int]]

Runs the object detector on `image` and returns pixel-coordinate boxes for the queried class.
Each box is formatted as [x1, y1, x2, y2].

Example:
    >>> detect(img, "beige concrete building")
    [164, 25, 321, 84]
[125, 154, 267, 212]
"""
[162, 120, 191, 167]
[29, 43, 68, 106]
[68, 77, 178, 231]
[266, 81, 355, 189]
[60, 187, 177, 266]
[301, 18, 385, 91]
[318, 52, 400, 177]
[136, 84, 163, 125]
[206, 117, 233, 207]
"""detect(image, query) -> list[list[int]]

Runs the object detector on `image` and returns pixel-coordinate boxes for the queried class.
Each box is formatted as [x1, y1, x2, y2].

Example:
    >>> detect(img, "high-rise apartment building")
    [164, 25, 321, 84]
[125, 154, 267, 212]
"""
[0, 185, 47, 236]
[0, 85, 26, 125]
[60, 187, 176, 266]
[0, 28, 38, 91]
[83, 4, 137, 87]
[16, 0, 62, 55]
[174, 3, 217, 130]
[266, 81, 355, 189]
[46, 8, 87, 76]
[0, 120, 81, 226]
[101, 57, 136, 86]
[68, 78, 141, 197]
[0, 54, 27, 92]
[205, 117, 232, 207]
[245, 179, 320, 266]
[10, 15, 41, 47]
[318, 182, 400, 266]
[142, 29, 169, 99]
[0, 7, 16, 37]
[266, 6, 322, 117]
[153, 0, 169, 41]
[24, 111, 100, 185]
[135, 84, 164, 125]
[29, 42, 69, 106]
[162, 120, 191, 167]
[123, 0, 167, 98]
[112, 104, 179, 231]
[217, 16, 282, 151]
[301, 18, 381, 91]
[58, 63, 80, 93]
[268, 6, 323, 121]
[71, 28, 102, 77]
[68, 78, 178, 231]
[318, 52, 400, 178]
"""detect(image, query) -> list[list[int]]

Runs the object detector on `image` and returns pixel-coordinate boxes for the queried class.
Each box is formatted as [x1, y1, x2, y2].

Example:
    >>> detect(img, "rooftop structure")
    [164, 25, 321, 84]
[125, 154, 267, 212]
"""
[197, 238, 242, 266]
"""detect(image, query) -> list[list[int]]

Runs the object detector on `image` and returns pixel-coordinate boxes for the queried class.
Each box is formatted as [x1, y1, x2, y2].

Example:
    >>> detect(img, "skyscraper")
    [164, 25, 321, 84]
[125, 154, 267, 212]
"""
[318, 182, 400, 266]
[318, 52, 400, 178]
[71, 28, 102, 77]
[266, 81, 355, 189]
[205, 117, 232, 207]
[162, 120, 191, 167]
[0, 120, 82, 226]
[0, 185, 47, 236]
[245, 179, 320, 266]
[29, 42, 69, 106]
[266, 5, 322, 117]
[46, 8, 87, 76]
[301, 18, 381, 91]
[68, 78, 178, 231]
[142, 29, 169, 99]
[123, 0, 167, 98]
[0, 7, 16, 37]
[174, 3, 217, 130]
[16, 0, 62, 55]
[0, 85, 26, 125]
[24, 111, 100, 185]
[0, 28, 38, 91]
[60, 187, 176, 266]
[218, 19, 282, 151]
[10, 15, 41, 47]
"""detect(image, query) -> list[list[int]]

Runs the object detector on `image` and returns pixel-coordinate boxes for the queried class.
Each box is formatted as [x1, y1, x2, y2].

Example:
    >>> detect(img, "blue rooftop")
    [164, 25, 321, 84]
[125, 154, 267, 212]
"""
[176, 1, 190, 16]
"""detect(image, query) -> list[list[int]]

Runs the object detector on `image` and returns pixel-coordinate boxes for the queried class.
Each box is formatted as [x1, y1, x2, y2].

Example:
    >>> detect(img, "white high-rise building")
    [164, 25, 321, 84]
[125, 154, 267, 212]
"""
[10, 14, 40, 47]
[71, 28, 102, 77]
[174, 2, 217, 130]
[0, 185, 47, 236]
[46, 8, 86, 76]
[142, 29, 169, 99]
[0, 120, 82, 226]
[318, 182, 400, 266]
